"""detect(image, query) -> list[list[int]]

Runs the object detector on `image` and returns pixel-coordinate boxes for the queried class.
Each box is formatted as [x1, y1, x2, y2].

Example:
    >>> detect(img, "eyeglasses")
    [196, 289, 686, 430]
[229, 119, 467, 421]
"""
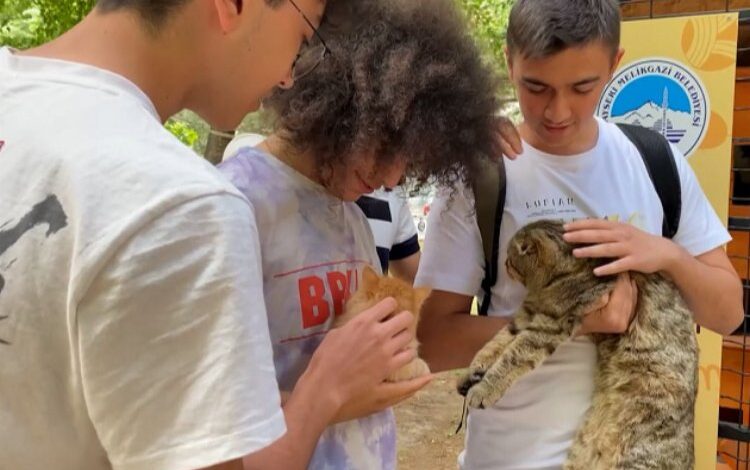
[288, 0, 331, 81]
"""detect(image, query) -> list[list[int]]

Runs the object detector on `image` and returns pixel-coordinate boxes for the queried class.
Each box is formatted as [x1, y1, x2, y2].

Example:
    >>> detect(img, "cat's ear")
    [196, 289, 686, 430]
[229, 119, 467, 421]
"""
[413, 287, 432, 309]
[518, 237, 538, 256]
[362, 265, 380, 286]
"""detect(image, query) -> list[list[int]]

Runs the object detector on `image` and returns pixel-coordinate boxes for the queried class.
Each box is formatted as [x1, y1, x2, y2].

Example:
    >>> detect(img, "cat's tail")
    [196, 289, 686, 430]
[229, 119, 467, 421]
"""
[455, 395, 469, 434]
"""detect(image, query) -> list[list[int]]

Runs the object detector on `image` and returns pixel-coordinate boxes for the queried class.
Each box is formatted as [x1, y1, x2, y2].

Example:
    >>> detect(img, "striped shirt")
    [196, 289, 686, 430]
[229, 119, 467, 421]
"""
[356, 188, 420, 273]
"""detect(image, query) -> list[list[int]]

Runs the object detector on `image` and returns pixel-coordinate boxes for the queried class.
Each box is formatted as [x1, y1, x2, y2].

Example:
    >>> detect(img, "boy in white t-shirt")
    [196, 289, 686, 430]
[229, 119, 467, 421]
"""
[415, 0, 745, 468]
[0, 1, 421, 469]
[218, 0, 507, 467]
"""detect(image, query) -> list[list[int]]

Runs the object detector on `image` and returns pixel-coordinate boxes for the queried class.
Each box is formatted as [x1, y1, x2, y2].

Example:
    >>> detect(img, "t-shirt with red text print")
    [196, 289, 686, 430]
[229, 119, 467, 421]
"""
[219, 148, 395, 470]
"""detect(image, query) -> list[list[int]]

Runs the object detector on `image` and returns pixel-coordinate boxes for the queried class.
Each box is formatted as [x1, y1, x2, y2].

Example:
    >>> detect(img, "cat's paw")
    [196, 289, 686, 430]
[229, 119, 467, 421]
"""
[387, 358, 431, 382]
[412, 358, 431, 377]
[457, 369, 485, 397]
[465, 381, 497, 409]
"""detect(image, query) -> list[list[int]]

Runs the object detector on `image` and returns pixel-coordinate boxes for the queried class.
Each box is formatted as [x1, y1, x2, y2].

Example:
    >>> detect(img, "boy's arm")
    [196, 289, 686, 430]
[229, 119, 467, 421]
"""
[564, 143, 742, 335]
[389, 251, 421, 285]
[418, 290, 509, 372]
[388, 191, 422, 285]
[666, 246, 742, 335]
[419, 276, 637, 373]
[564, 219, 743, 335]
[244, 300, 429, 469]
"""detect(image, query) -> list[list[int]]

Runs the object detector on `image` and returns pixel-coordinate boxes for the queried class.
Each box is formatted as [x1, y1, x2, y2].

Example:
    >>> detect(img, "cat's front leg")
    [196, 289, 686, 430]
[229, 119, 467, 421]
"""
[465, 327, 570, 409]
[457, 326, 516, 396]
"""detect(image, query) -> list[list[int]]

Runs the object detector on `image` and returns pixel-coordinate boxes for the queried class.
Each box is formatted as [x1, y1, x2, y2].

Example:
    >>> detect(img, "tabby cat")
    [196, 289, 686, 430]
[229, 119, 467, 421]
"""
[335, 265, 431, 382]
[457, 219, 698, 469]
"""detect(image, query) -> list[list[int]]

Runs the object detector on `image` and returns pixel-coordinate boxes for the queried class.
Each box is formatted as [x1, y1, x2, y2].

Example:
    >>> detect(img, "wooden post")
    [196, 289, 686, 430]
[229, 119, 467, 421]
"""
[204, 128, 235, 165]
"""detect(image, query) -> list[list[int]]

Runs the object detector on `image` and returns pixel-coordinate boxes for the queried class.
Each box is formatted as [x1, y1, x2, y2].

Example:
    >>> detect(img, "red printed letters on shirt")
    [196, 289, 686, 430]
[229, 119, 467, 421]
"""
[298, 269, 358, 329]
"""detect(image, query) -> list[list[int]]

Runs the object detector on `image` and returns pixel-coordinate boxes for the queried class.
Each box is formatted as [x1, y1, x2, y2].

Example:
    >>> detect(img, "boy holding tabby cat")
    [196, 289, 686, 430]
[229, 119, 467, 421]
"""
[416, 0, 744, 468]
[218, 0, 506, 467]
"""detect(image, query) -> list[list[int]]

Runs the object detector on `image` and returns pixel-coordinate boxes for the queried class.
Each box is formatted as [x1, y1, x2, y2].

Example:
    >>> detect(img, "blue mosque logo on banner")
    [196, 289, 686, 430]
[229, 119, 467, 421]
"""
[597, 58, 709, 157]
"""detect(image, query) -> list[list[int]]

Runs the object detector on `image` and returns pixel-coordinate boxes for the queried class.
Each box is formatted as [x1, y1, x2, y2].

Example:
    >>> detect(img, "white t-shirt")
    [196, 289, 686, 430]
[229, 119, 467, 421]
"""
[356, 188, 420, 273]
[223, 132, 266, 161]
[0, 48, 286, 470]
[415, 118, 731, 470]
[219, 147, 396, 470]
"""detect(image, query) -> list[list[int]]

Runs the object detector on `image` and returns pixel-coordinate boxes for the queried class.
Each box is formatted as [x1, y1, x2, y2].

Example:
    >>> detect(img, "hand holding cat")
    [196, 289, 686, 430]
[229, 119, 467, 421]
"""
[562, 219, 680, 276]
[577, 273, 637, 335]
[306, 297, 432, 421]
[331, 375, 434, 423]
[563, 219, 666, 335]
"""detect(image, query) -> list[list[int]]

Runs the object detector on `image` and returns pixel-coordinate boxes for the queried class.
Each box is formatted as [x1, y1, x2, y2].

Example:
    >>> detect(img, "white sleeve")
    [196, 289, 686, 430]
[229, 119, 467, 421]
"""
[670, 145, 732, 256]
[389, 192, 420, 260]
[77, 194, 285, 470]
[414, 186, 485, 296]
[394, 194, 418, 245]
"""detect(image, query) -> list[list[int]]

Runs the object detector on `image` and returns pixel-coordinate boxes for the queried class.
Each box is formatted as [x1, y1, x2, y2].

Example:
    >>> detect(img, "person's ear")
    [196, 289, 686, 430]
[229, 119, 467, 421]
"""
[610, 47, 625, 76]
[213, 0, 243, 33]
[505, 47, 515, 81]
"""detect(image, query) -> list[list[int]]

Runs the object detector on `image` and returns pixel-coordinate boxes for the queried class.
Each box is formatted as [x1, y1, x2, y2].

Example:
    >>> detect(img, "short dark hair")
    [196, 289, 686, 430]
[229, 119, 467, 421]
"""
[96, 0, 284, 29]
[507, 0, 621, 59]
[266, 0, 502, 190]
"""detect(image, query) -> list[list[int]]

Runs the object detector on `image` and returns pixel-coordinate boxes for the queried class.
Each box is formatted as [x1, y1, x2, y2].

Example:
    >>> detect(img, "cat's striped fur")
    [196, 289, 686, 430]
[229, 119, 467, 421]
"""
[457, 219, 698, 469]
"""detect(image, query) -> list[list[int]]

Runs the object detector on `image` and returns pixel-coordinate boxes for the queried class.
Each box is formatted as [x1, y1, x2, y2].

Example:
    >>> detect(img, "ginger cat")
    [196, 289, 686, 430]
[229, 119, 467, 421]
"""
[335, 266, 431, 382]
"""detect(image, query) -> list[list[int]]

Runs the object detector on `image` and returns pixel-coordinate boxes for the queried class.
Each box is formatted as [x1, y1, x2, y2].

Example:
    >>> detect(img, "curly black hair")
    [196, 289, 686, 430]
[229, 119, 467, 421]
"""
[265, 0, 502, 189]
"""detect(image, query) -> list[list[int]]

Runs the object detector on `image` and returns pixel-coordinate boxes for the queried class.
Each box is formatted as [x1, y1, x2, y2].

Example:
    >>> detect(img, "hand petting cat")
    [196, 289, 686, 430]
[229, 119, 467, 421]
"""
[563, 219, 673, 335]
[562, 217, 744, 335]
[563, 219, 680, 276]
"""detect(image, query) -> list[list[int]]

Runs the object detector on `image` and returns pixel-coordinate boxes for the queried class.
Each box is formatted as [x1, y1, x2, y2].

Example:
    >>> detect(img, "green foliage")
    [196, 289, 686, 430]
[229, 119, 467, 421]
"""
[238, 110, 275, 136]
[0, 0, 95, 48]
[165, 118, 201, 151]
[457, 0, 514, 77]
[0, 5, 41, 50]
[164, 109, 274, 155]
[35, 0, 95, 44]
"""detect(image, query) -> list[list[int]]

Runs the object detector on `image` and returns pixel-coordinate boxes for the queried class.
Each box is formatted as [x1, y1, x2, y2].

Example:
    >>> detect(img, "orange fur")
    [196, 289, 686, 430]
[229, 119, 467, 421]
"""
[335, 266, 431, 382]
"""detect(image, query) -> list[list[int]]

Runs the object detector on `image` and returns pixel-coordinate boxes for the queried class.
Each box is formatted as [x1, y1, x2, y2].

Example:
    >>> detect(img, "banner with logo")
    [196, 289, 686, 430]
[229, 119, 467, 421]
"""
[597, 13, 738, 468]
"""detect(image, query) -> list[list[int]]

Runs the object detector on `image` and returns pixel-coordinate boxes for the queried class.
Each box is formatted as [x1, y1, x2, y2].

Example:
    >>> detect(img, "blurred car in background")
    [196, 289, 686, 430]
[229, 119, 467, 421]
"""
[407, 186, 435, 241]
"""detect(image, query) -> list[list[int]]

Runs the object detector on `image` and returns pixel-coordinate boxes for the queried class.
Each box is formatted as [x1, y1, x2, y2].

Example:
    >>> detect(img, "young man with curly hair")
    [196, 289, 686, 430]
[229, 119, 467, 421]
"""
[217, 0, 502, 467]
[0, 1, 421, 469]
[416, 0, 744, 468]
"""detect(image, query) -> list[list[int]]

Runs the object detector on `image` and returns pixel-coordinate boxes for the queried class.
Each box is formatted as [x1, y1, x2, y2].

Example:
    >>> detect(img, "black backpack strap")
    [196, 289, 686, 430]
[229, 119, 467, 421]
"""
[472, 158, 506, 316]
[616, 123, 681, 239]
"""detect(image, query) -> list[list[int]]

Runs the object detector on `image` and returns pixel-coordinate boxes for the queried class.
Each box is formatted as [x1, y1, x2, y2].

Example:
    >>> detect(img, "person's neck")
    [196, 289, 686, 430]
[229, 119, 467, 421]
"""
[261, 135, 322, 184]
[21, 9, 195, 123]
[520, 118, 599, 156]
